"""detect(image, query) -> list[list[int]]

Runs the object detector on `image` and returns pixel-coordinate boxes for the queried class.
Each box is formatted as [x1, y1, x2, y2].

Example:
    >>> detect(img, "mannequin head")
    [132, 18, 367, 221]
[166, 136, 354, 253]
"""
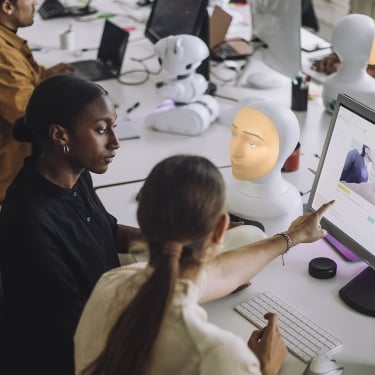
[230, 102, 300, 181]
[332, 14, 375, 68]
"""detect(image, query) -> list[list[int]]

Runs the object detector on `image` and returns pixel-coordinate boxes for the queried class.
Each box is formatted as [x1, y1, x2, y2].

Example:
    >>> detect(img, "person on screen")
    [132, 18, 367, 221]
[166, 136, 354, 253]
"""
[340, 144, 375, 183]
[311, 0, 375, 78]
[74, 154, 334, 375]
[0, 75, 143, 375]
[0, 0, 73, 202]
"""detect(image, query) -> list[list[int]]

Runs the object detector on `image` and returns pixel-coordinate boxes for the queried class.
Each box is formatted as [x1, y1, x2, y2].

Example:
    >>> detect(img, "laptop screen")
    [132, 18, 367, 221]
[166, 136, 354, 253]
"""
[97, 20, 129, 76]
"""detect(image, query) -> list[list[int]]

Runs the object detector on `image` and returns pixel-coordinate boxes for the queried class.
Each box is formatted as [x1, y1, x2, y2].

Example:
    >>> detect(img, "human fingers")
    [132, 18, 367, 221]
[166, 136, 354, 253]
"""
[248, 327, 265, 349]
[314, 200, 335, 219]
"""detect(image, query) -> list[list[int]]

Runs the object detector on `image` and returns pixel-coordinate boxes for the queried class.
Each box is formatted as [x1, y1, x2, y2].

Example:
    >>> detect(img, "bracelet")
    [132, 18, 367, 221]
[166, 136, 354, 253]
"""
[274, 232, 292, 266]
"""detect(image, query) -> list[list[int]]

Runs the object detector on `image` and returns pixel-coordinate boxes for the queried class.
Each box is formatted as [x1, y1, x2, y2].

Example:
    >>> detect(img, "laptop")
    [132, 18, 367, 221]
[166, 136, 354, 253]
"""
[209, 5, 253, 61]
[71, 20, 129, 81]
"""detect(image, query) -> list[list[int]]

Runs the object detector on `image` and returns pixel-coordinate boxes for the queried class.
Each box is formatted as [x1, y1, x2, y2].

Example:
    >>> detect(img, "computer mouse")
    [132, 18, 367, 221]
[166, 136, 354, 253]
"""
[303, 355, 344, 375]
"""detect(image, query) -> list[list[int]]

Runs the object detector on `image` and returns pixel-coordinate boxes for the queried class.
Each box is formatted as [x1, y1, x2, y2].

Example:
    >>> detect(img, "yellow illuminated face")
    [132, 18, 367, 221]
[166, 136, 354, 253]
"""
[230, 107, 279, 180]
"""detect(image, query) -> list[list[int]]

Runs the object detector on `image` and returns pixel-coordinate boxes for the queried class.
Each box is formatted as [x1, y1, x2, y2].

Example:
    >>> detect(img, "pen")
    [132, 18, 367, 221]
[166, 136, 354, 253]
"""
[126, 102, 140, 113]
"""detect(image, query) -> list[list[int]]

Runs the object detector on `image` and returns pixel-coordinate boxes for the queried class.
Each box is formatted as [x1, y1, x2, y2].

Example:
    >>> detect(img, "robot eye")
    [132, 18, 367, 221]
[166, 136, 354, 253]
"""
[186, 63, 192, 70]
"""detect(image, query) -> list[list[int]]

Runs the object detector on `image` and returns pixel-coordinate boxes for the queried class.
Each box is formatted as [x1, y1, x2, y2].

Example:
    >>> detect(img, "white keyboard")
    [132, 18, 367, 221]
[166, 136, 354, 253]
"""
[234, 292, 343, 363]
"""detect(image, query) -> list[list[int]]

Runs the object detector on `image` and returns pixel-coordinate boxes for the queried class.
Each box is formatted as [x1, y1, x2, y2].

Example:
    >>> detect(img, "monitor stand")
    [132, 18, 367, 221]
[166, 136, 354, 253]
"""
[339, 266, 375, 317]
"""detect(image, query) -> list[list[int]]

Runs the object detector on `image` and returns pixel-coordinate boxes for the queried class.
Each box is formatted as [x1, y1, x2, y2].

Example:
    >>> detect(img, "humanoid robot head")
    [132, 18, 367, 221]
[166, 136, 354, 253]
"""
[230, 102, 300, 181]
[230, 107, 279, 180]
[154, 34, 209, 76]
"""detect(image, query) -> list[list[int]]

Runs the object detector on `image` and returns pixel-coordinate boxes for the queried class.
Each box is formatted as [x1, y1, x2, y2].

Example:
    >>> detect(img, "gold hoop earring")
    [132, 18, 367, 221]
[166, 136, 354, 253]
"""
[63, 144, 70, 156]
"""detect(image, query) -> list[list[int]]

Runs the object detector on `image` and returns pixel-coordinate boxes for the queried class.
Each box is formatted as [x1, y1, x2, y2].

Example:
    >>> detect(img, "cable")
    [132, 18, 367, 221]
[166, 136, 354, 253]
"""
[117, 54, 162, 86]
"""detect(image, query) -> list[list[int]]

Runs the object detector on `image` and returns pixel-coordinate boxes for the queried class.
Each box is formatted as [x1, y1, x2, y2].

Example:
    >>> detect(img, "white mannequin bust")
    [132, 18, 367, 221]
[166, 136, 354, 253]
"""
[322, 14, 375, 113]
[226, 101, 303, 235]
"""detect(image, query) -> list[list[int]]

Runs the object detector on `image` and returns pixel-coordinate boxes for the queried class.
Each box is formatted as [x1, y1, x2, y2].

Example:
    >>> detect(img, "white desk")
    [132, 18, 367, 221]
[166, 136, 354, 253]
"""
[204, 240, 375, 375]
[21, 4, 375, 373]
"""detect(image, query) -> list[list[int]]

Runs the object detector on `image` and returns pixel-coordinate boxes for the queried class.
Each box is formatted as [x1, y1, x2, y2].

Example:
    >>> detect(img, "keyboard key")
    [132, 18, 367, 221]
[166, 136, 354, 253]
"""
[234, 292, 343, 363]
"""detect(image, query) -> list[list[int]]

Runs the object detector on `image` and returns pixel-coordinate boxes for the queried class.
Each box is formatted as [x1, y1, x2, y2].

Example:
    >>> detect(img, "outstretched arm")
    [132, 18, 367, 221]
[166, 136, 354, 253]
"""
[200, 201, 334, 303]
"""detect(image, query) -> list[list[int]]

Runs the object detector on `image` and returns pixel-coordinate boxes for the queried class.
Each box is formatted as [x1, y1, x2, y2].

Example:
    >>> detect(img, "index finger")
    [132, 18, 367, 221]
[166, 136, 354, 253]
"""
[314, 200, 335, 218]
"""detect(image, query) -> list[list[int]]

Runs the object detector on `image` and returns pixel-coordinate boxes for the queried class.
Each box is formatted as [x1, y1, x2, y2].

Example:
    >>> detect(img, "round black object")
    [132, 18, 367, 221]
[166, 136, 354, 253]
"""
[308, 257, 337, 279]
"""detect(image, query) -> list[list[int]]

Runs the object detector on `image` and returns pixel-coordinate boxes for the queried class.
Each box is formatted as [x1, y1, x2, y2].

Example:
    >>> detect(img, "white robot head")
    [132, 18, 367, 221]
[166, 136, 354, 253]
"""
[154, 34, 209, 76]
[332, 14, 375, 67]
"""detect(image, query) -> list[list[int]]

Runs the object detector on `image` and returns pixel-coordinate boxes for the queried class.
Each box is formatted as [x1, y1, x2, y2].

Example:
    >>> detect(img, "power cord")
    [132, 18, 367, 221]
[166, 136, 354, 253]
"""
[117, 53, 162, 86]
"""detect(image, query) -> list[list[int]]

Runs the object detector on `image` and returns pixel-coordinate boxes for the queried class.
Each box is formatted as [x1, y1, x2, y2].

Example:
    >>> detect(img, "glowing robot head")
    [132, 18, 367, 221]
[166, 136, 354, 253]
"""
[154, 34, 209, 76]
[332, 14, 375, 66]
[230, 102, 300, 181]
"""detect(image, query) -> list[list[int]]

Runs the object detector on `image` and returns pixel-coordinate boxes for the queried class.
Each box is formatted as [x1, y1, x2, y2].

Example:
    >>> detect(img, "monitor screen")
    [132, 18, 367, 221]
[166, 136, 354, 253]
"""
[145, 0, 207, 43]
[98, 20, 129, 76]
[249, 0, 301, 79]
[307, 93, 375, 317]
[144, 0, 213, 90]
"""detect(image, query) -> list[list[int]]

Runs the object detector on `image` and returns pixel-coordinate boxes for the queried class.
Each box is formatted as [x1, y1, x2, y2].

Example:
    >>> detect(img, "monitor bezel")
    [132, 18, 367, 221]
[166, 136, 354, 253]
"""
[307, 93, 375, 270]
[97, 20, 130, 77]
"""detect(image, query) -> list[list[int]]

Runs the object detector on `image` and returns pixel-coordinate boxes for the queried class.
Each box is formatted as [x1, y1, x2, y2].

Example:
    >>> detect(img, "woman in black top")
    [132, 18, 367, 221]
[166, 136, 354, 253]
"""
[0, 75, 142, 375]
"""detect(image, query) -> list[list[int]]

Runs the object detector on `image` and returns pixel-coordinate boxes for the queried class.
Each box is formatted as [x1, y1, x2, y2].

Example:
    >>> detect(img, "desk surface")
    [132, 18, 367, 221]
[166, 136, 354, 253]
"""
[20, 3, 375, 373]
[204, 240, 375, 375]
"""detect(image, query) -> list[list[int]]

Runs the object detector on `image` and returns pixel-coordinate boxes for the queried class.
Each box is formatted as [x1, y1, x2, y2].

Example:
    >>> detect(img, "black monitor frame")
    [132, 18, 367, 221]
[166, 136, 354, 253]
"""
[307, 93, 375, 317]
[145, 0, 208, 43]
[144, 0, 214, 92]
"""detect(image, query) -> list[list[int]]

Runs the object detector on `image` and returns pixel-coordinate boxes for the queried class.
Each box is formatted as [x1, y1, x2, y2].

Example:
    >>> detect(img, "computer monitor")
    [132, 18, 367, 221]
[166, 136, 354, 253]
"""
[246, 0, 301, 86]
[307, 93, 375, 317]
[144, 0, 212, 89]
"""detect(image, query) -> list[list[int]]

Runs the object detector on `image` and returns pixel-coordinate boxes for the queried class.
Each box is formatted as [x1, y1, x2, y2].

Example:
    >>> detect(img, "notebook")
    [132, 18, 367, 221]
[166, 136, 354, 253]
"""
[71, 20, 129, 81]
[209, 5, 253, 61]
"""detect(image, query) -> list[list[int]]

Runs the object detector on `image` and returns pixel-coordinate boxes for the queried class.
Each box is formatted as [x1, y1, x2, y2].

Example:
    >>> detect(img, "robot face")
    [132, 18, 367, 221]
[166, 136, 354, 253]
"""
[230, 107, 280, 180]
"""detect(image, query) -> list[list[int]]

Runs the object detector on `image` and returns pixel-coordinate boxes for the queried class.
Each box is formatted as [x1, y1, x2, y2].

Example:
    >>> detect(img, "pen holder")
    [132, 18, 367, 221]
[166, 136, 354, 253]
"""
[291, 83, 308, 111]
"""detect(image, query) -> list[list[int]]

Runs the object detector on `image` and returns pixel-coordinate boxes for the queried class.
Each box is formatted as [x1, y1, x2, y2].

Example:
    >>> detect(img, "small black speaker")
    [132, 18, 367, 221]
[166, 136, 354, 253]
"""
[308, 257, 337, 279]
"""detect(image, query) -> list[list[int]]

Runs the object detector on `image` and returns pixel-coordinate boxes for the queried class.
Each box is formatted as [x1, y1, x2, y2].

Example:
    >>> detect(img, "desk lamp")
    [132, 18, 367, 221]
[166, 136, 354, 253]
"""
[322, 14, 375, 113]
[226, 102, 303, 235]
[145, 35, 219, 136]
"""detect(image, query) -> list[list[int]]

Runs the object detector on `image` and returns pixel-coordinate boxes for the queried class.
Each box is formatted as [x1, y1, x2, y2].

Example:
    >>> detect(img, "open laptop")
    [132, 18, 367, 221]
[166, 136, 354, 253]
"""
[71, 20, 129, 81]
[209, 5, 253, 61]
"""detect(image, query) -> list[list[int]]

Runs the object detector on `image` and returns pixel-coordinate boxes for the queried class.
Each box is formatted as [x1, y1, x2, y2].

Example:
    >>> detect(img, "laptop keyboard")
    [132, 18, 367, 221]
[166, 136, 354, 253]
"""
[72, 61, 114, 81]
[38, 0, 70, 19]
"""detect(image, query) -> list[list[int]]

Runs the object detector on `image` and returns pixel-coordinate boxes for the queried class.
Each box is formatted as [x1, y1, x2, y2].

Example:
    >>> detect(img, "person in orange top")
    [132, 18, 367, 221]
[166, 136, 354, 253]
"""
[0, 0, 73, 202]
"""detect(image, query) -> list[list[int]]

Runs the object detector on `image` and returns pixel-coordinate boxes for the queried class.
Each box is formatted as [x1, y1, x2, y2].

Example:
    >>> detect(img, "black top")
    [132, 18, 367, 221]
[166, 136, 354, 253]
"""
[0, 157, 120, 374]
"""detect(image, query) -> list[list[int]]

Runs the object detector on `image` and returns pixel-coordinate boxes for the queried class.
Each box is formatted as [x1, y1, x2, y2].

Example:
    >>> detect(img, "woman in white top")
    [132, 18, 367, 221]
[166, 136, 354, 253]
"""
[75, 155, 333, 375]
